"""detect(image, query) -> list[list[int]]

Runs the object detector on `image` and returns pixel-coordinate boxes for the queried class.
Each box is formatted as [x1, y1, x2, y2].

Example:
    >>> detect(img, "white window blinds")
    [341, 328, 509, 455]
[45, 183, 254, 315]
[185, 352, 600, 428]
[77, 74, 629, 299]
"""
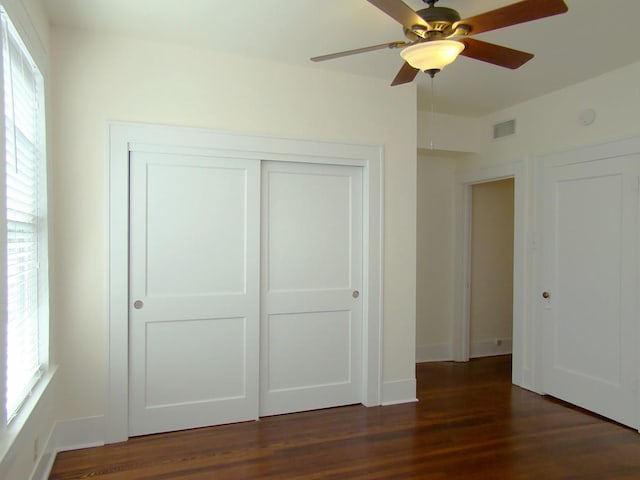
[1, 12, 45, 422]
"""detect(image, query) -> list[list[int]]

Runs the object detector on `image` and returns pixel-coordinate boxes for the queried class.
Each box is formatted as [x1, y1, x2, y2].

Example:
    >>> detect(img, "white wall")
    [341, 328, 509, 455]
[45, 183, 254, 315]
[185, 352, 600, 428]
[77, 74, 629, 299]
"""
[475, 60, 640, 164]
[415, 151, 460, 362]
[414, 109, 480, 363]
[417, 111, 481, 153]
[49, 27, 418, 424]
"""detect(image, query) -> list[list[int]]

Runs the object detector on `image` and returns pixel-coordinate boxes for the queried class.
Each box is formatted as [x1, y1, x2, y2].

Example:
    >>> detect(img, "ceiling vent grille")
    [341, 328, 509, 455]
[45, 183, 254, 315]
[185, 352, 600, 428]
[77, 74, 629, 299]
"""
[493, 119, 516, 139]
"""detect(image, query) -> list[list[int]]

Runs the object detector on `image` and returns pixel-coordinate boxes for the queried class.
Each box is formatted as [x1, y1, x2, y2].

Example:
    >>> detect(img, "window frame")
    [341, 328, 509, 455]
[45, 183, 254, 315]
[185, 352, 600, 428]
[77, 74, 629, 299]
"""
[0, 2, 51, 463]
[3, 11, 48, 422]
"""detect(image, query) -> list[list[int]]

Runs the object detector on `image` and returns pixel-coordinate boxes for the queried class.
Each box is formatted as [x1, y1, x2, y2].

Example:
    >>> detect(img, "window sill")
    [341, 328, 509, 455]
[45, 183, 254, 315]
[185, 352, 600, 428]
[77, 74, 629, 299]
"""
[0, 365, 58, 471]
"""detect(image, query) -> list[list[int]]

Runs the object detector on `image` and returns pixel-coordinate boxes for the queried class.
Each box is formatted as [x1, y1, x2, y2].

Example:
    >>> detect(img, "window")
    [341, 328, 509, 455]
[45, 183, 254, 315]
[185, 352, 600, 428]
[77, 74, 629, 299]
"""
[1, 9, 48, 423]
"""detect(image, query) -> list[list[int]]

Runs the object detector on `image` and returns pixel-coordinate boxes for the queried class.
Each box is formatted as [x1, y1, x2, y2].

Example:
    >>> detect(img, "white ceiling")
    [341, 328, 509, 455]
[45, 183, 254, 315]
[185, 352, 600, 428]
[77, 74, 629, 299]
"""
[42, 0, 640, 116]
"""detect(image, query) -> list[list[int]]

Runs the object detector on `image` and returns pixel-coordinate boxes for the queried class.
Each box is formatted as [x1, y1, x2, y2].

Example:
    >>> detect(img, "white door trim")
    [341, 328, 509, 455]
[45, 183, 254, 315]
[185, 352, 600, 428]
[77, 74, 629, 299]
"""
[454, 161, 527, 387]
[105, 122, 384, 443]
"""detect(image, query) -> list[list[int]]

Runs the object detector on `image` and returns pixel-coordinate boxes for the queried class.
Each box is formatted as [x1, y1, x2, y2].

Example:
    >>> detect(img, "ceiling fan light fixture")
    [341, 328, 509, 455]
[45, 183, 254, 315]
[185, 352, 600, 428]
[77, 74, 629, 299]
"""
[400, 40, 465, 72]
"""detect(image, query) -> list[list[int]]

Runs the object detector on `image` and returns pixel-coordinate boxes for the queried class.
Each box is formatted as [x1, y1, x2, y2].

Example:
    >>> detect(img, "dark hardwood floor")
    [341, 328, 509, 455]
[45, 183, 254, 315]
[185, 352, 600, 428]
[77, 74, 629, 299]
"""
[49, 356, 640, 479]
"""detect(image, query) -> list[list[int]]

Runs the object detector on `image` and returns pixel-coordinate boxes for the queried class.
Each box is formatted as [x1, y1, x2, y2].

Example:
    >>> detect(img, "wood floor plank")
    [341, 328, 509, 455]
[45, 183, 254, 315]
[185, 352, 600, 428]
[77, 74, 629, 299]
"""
[49, 356, 640, 479]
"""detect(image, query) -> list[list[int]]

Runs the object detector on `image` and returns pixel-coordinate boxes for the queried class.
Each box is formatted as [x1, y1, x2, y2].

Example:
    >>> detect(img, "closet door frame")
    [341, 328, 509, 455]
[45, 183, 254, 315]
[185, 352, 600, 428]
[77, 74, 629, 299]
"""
[105, 122, 384, 443]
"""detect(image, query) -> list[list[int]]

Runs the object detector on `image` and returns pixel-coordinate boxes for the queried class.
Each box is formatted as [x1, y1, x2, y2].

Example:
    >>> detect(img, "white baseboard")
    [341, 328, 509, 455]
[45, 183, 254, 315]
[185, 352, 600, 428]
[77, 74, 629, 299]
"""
[470, 338, 513, 358]
[416, 343, 453, 363]
[32, 415, 107, 480]
[30, 425, 56, 480]
[381, 379, 418, 406]
[49, 415, 106, 453]
[31, 451, 55, 480]
[416, 339, 512, 364]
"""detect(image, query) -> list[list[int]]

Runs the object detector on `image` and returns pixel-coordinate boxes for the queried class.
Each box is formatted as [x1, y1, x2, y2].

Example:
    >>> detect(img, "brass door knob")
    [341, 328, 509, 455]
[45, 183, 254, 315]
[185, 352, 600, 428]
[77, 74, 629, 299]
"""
[542, 291, 551, 299]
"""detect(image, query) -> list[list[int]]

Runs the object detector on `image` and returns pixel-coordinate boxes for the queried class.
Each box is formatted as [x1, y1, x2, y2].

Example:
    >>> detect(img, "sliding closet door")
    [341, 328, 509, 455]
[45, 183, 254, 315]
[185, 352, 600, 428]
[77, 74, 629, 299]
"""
[260, 161, 363, 416]
[128, 151, 260, 436]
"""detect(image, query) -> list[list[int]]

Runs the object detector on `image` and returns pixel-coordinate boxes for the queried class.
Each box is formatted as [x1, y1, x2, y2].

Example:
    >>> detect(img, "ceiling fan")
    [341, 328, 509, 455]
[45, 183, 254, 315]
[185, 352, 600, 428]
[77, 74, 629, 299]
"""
[311, 0, 569, 85]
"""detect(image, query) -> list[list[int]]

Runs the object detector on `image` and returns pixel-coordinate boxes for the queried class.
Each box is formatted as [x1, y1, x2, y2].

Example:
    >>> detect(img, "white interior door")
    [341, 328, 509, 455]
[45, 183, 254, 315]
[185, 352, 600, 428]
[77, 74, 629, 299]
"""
[260, 161, 363, 416]
[129, 151, 260, 436]
[541, 156, 639, 428]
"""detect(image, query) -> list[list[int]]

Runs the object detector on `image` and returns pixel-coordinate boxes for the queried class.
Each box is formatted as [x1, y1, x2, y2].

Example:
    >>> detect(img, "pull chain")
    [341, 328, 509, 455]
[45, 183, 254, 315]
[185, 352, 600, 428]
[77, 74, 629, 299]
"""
[429, 73, 435, 150]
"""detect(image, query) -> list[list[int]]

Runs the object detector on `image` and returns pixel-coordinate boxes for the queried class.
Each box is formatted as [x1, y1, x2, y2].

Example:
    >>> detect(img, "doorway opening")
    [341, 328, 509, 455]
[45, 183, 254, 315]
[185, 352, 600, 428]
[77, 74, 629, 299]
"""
[454, 162, 525, 388]
[468, 178, 514, 361]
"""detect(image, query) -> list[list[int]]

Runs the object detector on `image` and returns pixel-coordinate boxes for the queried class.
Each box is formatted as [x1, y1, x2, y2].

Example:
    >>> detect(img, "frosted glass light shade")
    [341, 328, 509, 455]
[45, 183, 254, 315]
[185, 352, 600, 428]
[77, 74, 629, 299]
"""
[400, 40, 465, 72]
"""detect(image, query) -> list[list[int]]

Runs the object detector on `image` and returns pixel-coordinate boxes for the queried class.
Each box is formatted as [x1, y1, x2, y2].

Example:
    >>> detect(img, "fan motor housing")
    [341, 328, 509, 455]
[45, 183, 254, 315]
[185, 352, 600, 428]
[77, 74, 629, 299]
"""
[404, 6, 462, 40]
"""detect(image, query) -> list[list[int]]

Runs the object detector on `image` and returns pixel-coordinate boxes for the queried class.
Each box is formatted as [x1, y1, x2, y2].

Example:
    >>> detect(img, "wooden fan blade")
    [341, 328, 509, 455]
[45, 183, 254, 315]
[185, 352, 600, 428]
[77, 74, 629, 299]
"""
[311, 41, 406, 62]
[456, 0, 568, 36]
[460, 38, 533, 69]
[368, 0, 429, 30]
[391, 61, 419, 86]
